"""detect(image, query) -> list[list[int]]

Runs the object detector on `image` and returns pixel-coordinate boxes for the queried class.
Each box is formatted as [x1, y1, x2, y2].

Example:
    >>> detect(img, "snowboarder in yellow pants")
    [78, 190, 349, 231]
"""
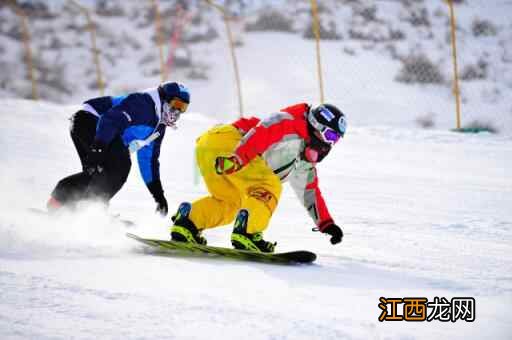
[171, 124, 281, 252]
[191, 124, 282, 232]
[170, 103, 346, 253]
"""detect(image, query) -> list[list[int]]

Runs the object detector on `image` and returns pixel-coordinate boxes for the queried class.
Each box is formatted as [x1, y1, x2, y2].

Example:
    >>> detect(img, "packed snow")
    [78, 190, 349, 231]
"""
[1, 2, 512, 339]
[1, 97, 511, 339]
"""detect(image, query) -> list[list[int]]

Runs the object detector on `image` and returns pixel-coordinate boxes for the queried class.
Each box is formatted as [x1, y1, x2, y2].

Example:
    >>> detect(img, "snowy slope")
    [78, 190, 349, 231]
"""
[0, 95, 511, 339]
[1, 4, 512, 338]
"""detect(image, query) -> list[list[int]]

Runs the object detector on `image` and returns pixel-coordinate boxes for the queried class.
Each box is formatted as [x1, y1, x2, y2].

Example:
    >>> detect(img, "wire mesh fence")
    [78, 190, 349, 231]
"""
[1, 0, 510, 132]
[448, 0, 512, 132]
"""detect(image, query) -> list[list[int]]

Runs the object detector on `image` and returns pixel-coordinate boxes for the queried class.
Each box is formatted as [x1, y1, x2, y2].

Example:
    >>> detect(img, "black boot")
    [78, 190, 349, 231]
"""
[170, 202, 207, 245]
[231, 209, 276, 253]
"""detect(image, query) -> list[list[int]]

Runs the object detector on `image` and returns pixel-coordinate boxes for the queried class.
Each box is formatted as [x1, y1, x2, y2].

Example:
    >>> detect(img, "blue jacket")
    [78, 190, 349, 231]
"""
[82, 88, 166, 188]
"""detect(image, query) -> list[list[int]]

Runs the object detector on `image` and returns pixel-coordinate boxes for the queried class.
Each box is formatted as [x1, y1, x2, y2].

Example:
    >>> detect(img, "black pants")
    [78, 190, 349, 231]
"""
[51, 111, 131, 206]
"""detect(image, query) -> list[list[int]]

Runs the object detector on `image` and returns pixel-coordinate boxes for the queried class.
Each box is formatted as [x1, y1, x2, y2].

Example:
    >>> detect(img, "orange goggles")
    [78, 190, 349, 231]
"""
[169, 98, 189, 113]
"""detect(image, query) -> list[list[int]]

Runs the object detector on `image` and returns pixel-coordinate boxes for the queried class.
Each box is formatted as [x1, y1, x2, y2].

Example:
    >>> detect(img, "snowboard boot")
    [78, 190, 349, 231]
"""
[231, 209, 276, 253]
[170, 202, 207, 245]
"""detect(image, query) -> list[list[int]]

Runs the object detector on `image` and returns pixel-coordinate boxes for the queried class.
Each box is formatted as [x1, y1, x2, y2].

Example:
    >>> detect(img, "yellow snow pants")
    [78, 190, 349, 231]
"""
[189, 124, 282, 233]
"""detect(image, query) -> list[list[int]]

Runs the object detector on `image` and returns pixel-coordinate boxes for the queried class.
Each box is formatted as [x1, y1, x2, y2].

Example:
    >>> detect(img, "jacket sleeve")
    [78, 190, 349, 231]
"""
[136, 127, 165, 187]
[95, 94, 154, 145]
[83, 96, 114, 115]
[234, 112, 306, 165]
[95, 107, 130, 145]
[232, 117, 260, 133]
[288, 162, 334, 230]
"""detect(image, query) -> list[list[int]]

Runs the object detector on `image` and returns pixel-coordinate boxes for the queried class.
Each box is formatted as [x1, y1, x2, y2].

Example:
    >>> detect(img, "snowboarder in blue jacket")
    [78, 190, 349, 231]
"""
[47, 82, 191, 216]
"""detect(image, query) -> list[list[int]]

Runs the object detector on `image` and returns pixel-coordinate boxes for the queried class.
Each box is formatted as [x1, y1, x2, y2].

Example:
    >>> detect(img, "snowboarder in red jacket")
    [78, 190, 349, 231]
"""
[170, 103, 346, 252]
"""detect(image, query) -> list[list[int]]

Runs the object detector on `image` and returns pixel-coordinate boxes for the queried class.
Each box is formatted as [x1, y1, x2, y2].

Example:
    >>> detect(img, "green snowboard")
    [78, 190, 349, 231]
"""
[127, 233, 316, 264]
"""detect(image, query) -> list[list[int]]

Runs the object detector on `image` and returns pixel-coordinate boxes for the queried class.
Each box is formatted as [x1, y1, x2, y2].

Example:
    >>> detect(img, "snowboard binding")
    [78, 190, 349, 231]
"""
[231, 209, 276, 253]
[170, 202, 207, 245]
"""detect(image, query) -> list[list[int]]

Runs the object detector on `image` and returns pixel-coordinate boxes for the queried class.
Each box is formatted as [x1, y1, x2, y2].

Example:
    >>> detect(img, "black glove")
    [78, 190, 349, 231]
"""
[322, 223, 343, 245]
[155, 196, 168, 216]
[85, 141, 107, 176]
[147, 181, 168, 216]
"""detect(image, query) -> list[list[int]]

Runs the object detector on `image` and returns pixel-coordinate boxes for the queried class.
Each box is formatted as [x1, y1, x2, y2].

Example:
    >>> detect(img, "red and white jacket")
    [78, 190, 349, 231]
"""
[232, 103, 334, 231]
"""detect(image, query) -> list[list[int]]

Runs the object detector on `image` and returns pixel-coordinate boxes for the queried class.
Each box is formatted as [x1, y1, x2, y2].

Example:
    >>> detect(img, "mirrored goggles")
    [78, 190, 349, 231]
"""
[169, 98, 189, 113]
[318, 127, 342, 145]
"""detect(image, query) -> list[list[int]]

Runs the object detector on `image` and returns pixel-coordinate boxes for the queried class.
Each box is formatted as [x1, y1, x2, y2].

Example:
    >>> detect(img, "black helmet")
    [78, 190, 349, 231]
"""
[307, 103, 346, 145]
[303, 103, 346, 163]
[158, 82, 190, 104]
[158, 82, 190, 128]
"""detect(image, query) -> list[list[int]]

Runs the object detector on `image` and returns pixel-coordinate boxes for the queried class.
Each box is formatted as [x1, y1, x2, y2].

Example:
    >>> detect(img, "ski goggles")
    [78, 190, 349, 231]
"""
[169, 97, 189, 113]
[315, 127, 342, 145]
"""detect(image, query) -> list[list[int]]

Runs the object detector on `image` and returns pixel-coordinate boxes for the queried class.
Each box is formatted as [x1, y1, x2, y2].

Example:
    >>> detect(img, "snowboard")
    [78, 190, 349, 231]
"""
[28, 207, 135, 227]
[126, 233, 316, 264]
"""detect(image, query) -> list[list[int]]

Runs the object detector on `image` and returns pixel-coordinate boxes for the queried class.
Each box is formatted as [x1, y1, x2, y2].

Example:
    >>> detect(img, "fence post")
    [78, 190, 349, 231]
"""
[150, 0, 167, 82]
[310, 0, 325, 104]
[69, 0, 105, 96]
[204, 0, 244, 117]
[10, 4, 38, 100]
[167, 4, 192, 79]
[446, 0, 462, 129]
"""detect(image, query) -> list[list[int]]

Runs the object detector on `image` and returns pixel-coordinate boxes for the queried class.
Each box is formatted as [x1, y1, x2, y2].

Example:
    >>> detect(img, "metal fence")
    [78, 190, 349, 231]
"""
[2, 0, 510, 131]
